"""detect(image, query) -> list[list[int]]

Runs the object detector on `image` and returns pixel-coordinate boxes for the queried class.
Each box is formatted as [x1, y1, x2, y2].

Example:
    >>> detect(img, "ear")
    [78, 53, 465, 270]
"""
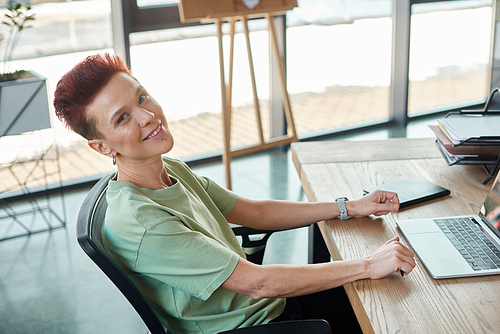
[88, 139, 115, 158]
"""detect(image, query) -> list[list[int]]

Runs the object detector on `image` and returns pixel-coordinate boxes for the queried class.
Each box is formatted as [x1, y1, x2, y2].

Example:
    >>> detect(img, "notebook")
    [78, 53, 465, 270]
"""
[363, 177, 450, 208]
[396, 172, 500, 279]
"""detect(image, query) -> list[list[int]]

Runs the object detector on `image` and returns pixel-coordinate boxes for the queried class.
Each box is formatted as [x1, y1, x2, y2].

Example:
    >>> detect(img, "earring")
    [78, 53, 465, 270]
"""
[112, 154, 116, 165]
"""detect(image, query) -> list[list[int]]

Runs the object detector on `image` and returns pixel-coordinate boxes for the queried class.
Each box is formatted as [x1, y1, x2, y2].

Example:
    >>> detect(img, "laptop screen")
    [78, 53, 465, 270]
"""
[480, 171, 500, 231]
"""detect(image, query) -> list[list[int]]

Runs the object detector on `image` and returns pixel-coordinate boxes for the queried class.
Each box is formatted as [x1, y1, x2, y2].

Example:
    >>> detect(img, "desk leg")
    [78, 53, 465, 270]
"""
[308, 223, 331, 264]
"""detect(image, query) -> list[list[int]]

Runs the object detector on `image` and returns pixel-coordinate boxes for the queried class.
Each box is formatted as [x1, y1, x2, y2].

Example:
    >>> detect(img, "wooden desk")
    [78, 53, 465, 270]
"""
[291, 138, 500, 334]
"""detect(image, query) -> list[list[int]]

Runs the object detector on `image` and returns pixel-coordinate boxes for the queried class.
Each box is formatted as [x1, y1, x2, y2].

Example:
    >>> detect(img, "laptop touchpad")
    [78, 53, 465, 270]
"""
[408, 232, 472, 277]
[397, 219, 442, 234]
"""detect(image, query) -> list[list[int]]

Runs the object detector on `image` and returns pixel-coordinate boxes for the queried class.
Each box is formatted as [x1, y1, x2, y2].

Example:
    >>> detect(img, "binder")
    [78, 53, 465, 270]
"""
[432, 88, 500, 184]
[430, 125, 500, 155]
[435, 139, 499, 166]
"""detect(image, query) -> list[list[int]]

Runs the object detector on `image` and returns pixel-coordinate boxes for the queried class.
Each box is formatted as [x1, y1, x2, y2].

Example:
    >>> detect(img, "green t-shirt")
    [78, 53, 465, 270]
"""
[102, 157, 284, 333]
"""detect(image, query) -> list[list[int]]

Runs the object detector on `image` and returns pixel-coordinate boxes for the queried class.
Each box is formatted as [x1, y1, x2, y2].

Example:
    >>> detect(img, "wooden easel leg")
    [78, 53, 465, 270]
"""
[242, 17, 265, 145]
[216, 20, 232, 189]
[228, 19, 236, 130]
[266, 14, 298, 140]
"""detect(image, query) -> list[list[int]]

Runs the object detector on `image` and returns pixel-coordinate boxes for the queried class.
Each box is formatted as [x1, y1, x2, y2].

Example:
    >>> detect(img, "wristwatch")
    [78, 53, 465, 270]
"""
[335, 197, 349, 220]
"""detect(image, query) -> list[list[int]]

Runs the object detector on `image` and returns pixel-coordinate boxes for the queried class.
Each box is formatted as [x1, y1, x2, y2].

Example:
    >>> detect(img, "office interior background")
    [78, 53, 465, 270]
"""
[0, 0, 498, 332]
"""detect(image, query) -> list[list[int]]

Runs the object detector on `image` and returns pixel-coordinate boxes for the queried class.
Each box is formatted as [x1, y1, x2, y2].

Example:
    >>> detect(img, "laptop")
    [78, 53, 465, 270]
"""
[396, 171, 500, 279]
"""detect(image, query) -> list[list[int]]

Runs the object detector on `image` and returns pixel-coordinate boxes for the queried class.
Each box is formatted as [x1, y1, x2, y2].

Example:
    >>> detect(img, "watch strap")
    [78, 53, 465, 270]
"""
[336, 197, 349, 220]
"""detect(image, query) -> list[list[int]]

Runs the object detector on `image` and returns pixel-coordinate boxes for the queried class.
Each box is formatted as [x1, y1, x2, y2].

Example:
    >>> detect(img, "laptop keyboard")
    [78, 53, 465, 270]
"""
[435, 218, 500, 271]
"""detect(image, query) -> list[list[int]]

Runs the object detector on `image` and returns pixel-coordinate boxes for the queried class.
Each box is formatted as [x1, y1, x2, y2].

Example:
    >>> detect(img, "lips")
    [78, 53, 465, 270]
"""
[143, 124, 163, 141]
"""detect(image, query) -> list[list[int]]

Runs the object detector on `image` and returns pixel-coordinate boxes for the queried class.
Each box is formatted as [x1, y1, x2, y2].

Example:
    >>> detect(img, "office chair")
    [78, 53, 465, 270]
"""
[77, 172, 332, 334]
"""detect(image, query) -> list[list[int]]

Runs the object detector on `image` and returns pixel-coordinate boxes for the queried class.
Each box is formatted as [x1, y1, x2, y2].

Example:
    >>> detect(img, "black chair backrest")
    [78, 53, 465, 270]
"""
[76, 172, 166, 334]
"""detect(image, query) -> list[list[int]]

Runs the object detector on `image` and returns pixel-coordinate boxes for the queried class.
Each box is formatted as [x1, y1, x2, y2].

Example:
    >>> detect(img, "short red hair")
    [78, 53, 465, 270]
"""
[53, 53, 131, 140]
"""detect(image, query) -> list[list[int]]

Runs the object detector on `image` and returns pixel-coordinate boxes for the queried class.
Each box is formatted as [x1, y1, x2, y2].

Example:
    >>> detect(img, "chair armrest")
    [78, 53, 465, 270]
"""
[218, 319, 332, 334]
[231, 226, 275, 265]
[231, 225, 310, 264]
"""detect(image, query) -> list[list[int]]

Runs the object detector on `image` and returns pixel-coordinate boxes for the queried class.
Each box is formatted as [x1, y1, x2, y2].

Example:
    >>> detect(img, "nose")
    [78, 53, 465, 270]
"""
[137, 109, 155, 127]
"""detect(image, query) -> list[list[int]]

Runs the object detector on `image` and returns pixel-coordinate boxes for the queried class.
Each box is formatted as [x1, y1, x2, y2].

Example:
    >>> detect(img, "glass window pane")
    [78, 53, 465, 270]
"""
[7, 0, 112, 61]
[287, 0, 392, 135]
[408, 1, 492, 116]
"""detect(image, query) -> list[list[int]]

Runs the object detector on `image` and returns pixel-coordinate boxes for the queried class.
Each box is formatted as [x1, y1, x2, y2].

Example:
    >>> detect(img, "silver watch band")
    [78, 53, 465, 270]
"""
[336, 197, 349, 220]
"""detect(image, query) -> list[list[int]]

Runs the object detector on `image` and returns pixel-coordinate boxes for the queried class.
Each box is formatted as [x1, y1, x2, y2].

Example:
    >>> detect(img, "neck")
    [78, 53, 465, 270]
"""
[116, 155, 173, 190]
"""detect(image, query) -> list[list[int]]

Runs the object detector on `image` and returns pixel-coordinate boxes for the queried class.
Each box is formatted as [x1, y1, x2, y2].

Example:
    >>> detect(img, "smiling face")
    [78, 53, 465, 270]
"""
[86, 72, 174, 164]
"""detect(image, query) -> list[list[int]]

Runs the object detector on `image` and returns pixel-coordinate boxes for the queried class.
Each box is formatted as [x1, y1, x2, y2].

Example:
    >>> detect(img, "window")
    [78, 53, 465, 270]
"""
[287, 0, 393, 135]
[408, 1, 492, 116]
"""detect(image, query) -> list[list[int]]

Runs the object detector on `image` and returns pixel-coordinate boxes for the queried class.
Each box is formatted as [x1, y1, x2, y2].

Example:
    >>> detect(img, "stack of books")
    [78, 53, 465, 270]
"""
[430, 114, 500, 166]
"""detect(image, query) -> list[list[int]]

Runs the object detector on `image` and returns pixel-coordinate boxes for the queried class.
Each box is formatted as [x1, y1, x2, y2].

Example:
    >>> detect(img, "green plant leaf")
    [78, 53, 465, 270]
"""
[1, 1, 36, 74]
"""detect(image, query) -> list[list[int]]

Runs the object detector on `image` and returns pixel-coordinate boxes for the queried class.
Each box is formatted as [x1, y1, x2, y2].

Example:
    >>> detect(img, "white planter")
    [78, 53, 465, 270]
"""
[0, 70, 51, 136]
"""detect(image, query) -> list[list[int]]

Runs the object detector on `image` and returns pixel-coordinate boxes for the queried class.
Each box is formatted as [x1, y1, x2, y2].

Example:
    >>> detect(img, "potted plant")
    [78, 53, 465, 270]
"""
[0, 2, 51, 137]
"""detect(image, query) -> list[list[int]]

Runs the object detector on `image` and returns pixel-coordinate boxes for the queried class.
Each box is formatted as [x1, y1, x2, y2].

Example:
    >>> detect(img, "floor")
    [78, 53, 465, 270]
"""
[0, 115, 440, 334]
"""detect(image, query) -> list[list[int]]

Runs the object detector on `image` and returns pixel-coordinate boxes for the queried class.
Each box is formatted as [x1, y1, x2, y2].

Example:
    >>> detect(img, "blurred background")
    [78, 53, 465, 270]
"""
[2, 0, 494, 166]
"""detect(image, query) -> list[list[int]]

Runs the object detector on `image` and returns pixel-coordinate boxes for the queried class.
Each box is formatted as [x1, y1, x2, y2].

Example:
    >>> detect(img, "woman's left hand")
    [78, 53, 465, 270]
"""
[346, 190, 400, 218]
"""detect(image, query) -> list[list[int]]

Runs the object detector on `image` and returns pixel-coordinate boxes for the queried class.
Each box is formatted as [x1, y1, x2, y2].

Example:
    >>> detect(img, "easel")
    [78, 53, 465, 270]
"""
[179, 0, 299, 189]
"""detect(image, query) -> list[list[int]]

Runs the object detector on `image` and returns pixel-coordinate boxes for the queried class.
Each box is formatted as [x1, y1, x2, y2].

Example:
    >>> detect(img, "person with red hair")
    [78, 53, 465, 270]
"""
[54, 53, 415, 334]
[54, 53, 131, 140]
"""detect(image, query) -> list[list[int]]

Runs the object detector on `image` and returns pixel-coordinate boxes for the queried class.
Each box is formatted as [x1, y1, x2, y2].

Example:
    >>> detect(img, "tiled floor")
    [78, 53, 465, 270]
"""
[0, 115, 441, 333]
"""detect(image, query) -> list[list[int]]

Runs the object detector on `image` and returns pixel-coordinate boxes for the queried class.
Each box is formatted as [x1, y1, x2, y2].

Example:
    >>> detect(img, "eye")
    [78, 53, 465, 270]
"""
[117, 113, 128, 124]
[139, 93, 147, 105]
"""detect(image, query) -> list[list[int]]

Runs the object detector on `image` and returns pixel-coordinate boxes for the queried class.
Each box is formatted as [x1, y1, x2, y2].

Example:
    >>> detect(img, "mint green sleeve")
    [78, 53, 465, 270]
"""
[203, 176, 239, 217]
[165, 157, 238, 216]
[135, 217, 240, 301]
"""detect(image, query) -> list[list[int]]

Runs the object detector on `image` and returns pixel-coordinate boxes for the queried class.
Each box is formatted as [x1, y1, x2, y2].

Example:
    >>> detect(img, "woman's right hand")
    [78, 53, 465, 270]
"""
[364, 236, 416, 279]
